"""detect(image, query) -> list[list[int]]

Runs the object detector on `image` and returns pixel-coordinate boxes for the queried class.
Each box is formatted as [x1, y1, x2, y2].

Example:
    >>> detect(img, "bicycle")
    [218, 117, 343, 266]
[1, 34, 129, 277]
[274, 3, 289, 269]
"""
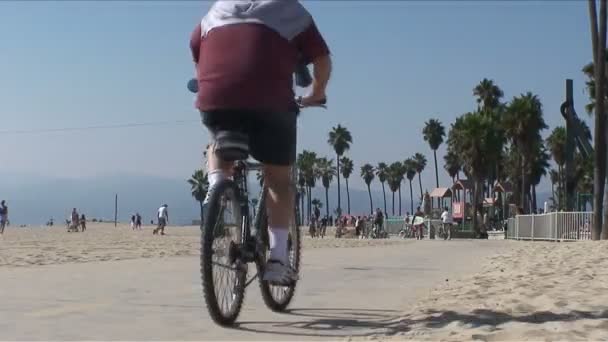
[188, 70, 326, 326]
[437, 223, 452, 240]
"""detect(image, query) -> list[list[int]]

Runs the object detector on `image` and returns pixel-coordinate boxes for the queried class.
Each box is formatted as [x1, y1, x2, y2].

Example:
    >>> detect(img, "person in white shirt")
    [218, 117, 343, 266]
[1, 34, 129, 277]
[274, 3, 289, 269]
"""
[440, 206, 453, 240]
[153, 204, 169, 235]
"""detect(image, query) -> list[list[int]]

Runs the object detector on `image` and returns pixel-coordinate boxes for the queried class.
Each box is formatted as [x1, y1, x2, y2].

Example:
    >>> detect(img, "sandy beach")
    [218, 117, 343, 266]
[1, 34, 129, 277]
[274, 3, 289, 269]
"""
[361, 241, 608, 341]
[0, 223, 403, 268]
[1, 224, 607, 340]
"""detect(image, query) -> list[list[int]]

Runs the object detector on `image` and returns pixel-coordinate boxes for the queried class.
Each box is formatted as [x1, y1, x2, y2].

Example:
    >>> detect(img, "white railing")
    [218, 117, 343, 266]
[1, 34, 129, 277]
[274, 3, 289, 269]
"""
[507, 212, 592, 241]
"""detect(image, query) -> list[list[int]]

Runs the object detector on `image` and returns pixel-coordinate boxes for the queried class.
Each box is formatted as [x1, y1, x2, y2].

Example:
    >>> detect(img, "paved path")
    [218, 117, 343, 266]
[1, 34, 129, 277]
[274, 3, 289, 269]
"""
[0, 240, 511, 340]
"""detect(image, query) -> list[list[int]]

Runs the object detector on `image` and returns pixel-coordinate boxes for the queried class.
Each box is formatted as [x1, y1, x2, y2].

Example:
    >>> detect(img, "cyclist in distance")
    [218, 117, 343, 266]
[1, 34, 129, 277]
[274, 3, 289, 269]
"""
[190, 0, 332, 285]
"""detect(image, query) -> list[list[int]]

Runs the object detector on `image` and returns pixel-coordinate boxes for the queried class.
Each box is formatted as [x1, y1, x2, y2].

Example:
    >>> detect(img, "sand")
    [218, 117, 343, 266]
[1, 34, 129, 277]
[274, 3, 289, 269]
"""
[0, 223, 403, 268]
[359, 240, 608, 341]
[3, 224, 608, 340]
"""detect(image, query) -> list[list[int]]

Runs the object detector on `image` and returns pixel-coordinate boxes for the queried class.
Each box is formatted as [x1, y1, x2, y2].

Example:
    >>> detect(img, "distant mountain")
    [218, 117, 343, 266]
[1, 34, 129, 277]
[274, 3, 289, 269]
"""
[0, 172, 551, 225]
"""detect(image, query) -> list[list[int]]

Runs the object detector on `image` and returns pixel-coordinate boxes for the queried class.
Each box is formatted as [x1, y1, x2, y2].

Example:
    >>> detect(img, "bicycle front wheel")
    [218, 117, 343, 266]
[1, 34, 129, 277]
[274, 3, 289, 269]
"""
[200, 180, 247, 326]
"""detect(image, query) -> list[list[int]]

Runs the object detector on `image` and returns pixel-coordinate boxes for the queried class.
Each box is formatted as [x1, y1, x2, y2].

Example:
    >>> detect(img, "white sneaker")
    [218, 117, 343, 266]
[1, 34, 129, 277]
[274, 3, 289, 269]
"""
[262, 259, 298, 285]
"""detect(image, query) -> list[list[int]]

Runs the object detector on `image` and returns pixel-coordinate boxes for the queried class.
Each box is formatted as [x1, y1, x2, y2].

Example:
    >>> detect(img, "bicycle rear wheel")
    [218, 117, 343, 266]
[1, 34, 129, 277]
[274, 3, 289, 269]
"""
[255, 191, 301, 312]
[200, 180, 247, 326]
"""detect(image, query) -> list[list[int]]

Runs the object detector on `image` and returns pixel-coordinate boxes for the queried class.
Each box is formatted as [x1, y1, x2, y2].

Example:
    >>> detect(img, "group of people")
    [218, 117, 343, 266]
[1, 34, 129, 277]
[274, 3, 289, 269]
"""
[130, 213, 143, 230]
[312, 208, 387, 239]
[68, 208, 87, 232]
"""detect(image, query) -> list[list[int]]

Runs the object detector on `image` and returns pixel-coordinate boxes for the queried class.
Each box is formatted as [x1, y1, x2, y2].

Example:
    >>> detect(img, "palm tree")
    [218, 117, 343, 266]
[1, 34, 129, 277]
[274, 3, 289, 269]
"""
[387, 162, 403, 216]
[422, 119, 446, 196]
[404, 159, 417, 214]
[250, 198, 259, 218]
[473, 78, 504, 111]
[376, 162, 389, 215]
[584, 3, 606, 238]
[256, 170, 264, 187]
[297, 171, 306, 224]
[546, 126, 566, 208]
[360, 164, 375, 214]
[328, 125, 353, 216]
[549, 169, 559, 208]
[444, 149, 461, 183]
[528, 141, 550, 212]
[297, 150, 318, 223]
[390, 162, 406, 216]
[503, 92, 548, 213]
[311, 198, 323, 212]
[449, 112, 501, 234]
[188, 169, 209, 220]
[413, 153, 427, 199]
[317, 157, 336, 219]
[340, 156, 354, 215]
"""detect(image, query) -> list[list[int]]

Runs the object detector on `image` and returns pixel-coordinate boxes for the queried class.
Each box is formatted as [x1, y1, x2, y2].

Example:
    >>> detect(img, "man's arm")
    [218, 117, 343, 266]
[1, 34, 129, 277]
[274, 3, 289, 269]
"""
[190, 24, 202, 64]
[294, 21, 332, 104]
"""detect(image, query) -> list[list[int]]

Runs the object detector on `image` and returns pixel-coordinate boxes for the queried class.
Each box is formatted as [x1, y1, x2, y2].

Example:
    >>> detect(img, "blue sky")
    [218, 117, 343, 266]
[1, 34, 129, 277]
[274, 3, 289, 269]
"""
[0, 0, 593, 194]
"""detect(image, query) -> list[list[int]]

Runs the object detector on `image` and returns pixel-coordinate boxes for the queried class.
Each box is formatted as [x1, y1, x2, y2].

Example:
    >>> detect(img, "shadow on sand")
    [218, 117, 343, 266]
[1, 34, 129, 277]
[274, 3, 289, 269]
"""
[232, 307, 608, 338]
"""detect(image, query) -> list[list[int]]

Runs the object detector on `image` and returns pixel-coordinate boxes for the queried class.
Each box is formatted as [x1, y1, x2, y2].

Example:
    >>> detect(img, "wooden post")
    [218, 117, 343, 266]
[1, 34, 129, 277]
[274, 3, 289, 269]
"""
[114, 194, 118, 227]
[565, 79, 576, 211]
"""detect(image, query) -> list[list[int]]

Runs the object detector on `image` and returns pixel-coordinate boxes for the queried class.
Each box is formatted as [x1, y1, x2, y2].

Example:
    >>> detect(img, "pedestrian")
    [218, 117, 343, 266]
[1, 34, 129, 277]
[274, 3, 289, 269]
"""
[153, 204, 169, 235]
[135, 213, 142, 230]
[0, 200, 8, 234]
[80, 214, 87, 232]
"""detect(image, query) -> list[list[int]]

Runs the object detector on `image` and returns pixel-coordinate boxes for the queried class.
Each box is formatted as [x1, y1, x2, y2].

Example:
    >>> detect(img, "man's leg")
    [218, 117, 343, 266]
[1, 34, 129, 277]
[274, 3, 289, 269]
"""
[205, 143, 233, 201]
[200, 111, 238, 207]
[264, 165, 293, 263]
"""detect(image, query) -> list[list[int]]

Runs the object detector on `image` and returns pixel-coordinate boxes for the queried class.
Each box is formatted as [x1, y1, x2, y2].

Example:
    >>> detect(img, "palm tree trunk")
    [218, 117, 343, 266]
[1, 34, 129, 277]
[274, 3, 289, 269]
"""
[199, 200, 204, 223]
[381, 182, 387, 215]
[532, 185, 537, 213]
[521, 157, 526, 214]
[325, 187, 330, 220]
[472, 179, 480, 235]
[336, 154, 342, 216]
[392, 191, 395, 216]
[301, 190, 305, 225]
[367, 184, 373, 214]
[409, 179, 414, 214]
[345, 177, 351, 215]
[590, 0, 607, 240]
[433, 149, 440, 208]
[398, 185, 402, 216]
[551, 182, 555, 207]
[307, 186, 312, 223]
[418, 173, 423, 200]
[558, 165, 564, 209]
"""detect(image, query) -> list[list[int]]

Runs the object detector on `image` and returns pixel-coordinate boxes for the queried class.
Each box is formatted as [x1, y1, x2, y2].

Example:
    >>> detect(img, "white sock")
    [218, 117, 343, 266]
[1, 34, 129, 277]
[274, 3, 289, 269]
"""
[204, 169, 226, 204]
[268, 227, 289, 264]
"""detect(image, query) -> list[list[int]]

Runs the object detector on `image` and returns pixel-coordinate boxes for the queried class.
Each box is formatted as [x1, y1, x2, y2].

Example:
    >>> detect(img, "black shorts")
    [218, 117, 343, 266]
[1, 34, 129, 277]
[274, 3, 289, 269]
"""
[201, 110, 296, 166]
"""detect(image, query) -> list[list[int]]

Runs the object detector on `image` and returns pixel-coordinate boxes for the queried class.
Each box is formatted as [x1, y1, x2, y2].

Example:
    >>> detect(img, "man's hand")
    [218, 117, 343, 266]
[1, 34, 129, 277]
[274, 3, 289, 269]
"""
[299, 55, 331, 107]
[299, 92, 326, 107]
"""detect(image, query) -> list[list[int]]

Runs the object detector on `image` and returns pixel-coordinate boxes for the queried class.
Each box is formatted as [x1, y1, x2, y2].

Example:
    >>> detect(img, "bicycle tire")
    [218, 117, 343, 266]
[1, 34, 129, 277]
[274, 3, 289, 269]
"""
[256, 190, 301, 312]
[200, 180, 247, 326]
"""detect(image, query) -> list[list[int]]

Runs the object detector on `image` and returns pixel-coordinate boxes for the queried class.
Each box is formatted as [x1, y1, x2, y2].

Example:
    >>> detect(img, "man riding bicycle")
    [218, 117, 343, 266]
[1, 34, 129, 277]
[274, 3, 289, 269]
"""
[190, 0, 332, 285]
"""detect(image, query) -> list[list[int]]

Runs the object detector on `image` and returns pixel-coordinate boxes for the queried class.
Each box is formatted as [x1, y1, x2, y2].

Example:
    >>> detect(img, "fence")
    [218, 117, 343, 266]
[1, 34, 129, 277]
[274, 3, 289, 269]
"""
[506, 212, 592, 241]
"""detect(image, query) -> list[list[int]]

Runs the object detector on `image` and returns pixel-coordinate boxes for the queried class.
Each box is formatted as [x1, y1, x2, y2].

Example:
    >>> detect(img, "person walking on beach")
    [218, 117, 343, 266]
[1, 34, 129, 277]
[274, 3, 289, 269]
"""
[80, 214, 87, 232]
[440, 206, 453, 240]
[413, 206, 425, 240]
[69, 208, 79, 232]
[130, 215, 136, 230]
[153, 204, 169, 235]
[135, 213, 142, 230]
[0, 200, 8, 234]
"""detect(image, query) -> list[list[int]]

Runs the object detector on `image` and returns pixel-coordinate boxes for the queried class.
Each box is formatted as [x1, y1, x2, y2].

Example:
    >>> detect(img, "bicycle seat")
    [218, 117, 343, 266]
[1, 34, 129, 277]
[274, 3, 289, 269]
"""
[214, 131, 249, 162]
